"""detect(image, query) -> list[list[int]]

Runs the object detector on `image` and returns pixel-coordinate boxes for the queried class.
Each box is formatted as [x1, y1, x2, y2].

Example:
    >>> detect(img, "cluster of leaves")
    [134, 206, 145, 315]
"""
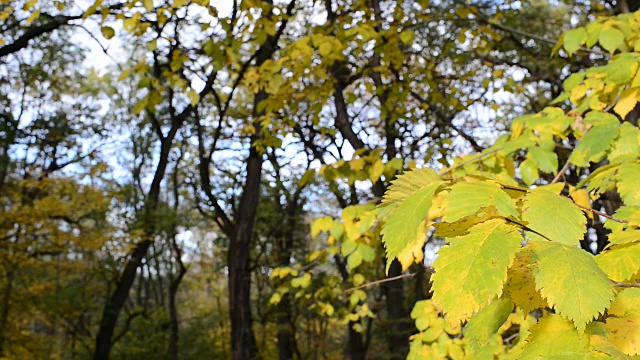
[377, 10, 640, 359]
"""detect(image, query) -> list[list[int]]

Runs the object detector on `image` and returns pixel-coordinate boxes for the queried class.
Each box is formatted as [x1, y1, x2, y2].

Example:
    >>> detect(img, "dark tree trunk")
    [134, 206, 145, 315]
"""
[346, 323, 367, 360]
[0, 269, 14, 356]
[227, 2, 296, 358]
[228, 128, 262, 359]
[94, 240, 152, 360]
[94, 133, 177, 360]
[168, 262, 186, 360]
[276, 295, 295, 360]
[384, 261, 410, 359]
[229, 43, 271, 360]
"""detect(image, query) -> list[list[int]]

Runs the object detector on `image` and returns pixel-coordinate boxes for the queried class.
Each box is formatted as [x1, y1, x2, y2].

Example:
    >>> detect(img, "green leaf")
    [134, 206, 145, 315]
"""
[318, 42, 332, 57]
[586, 22, 602, 48]
[381, 168, 441, 206]
[563, 72, 586, 92]
[123, 16, 139, 33]
[347, 250, 362, 269]
[432, 219, 522, 326]
[609, 123, 640, 164]
[518, 315, 590, 359]
[528, 241, 614, 331]
[520, 157, 539, 186]
[341, 241, 357, 256]
[585, 164, 618, 197]
[608, 229, 640, 245]
[464, 297, 514, 351]
[291, 273, 311, 288]
[529, 147, 558, 174]
[442, 181, 519, 223]
[599, 27, 624, 54]
[522, 186, 586, 245]
[617, 163, 640, 206]
[604, 53, 638, 84]
[187, 89, 200, 106]
[100, 26, 115, 39]
[595, 242, 640, 282]
[311, 216, 335, 238]
[382, 181, 443, 272]
[563, 28, 587, 55]
[569, 112, 619, 167]
[358, 244, 375, 262]
[399, 30, 415, 44]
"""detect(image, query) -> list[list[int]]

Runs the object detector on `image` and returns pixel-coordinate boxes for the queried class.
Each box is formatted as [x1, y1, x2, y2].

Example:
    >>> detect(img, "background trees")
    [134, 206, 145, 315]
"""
[0, 0, 637, 359]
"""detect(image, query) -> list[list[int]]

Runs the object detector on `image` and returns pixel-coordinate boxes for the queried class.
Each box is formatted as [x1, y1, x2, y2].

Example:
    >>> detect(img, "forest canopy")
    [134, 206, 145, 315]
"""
[1, 0, 640, 359]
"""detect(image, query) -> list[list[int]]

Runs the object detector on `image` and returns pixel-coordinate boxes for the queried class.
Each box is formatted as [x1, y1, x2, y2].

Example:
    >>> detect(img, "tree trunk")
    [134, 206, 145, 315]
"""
[229, 57, 269, 360]
[94, 135, 175, 359]
[168, 264, 186, 360]
[346, 322, 367, 360]
[0, 268, 14, 356]
[276, 295, 295, 360]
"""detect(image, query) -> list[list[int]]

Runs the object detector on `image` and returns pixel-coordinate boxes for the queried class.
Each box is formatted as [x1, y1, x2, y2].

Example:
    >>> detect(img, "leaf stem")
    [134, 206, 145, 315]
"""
[505, 218, 555, 242]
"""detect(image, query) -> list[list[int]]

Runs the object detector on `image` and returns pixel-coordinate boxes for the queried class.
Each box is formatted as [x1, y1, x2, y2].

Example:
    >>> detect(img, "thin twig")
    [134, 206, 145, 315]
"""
[572, 202, 628, 223]
[469, 7, 608, 57]
[345, 273, 417, 293]
[440, 147, 505, 176]
[503, 332, 520, 345]
[614, 282, 640, 288]
[71, 24, 122, 71]
[551, 159, 572, 184]
[603, 90, 623, 113]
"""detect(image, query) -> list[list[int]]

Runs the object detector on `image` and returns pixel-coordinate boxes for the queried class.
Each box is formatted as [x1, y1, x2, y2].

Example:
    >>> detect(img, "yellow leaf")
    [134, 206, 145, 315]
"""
[504, 250, 548, 314]
[606, 288, 640, 355]
[25, 10, 41, 25]
[569, 187, 593, 220]
[369, 159, 384, 182]
[242, 125, 256, 135]
[614, 88, 639, 119]
[173, 0, 188, 8]
[395, 219, 428, 271]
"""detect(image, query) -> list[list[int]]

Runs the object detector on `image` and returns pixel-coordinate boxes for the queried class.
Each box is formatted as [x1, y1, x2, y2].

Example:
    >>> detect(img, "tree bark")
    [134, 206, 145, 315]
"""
[228, 1, 296, 358]
[94, 125, 179, 359]
[0, 268, 14, 356]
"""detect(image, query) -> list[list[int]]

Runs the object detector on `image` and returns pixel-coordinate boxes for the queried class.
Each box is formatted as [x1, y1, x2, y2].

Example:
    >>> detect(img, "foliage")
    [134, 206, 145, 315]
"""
[380, 9, 640, 359]
[1, 0, 637, 359]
